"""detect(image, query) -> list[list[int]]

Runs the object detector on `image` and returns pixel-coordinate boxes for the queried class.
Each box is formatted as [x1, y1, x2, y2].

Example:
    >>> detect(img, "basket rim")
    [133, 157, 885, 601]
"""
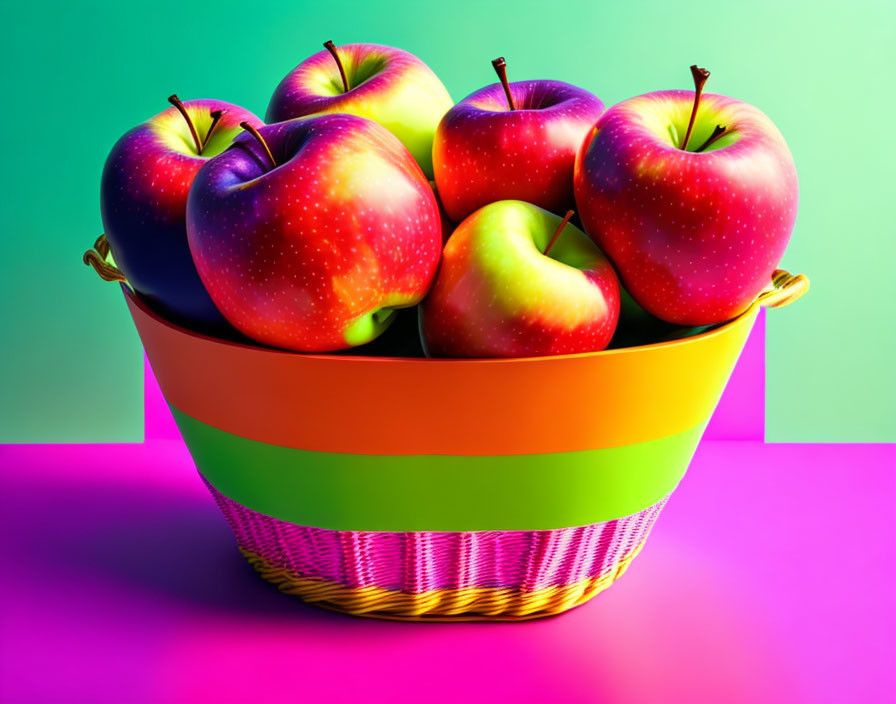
[122, 283, 758, 364]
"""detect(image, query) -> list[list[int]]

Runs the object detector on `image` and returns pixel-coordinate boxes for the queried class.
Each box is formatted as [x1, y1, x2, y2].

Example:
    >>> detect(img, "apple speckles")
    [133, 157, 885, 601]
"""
[186, 114, 441, 352]
[100, 99, 264, 330]
[573, 91, 798, 326]
[421, 201, 620, 357]
[433, 80, 605, 223]
[266, 43, 453, 178]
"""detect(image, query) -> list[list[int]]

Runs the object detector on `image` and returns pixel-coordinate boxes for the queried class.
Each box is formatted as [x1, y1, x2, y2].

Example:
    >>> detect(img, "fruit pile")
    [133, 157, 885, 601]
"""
[88, 43, 801, 358]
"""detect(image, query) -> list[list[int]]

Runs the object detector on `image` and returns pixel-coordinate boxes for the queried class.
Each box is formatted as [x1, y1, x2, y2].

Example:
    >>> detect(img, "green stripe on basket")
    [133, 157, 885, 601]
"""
[172, 405, 705, 532]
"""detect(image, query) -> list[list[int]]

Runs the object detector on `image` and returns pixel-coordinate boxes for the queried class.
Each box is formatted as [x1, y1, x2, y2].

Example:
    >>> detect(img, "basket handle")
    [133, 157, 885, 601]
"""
[756, 268, 809, 309]
[83, 234, 127, 282]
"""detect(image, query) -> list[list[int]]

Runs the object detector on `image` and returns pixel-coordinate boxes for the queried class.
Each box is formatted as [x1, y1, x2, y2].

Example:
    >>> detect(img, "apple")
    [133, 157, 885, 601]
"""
[186, 114, 443, 352]
[574, 65, 798, 326]
[609, 287, 712, 349]
[420, 200, 620, 358]
[428, 180, 456, 244]
[100, 95, 263, 330]
[432, 57, 605, 224]
[266, 41, 453, 178]
[330, 306, 426, 359]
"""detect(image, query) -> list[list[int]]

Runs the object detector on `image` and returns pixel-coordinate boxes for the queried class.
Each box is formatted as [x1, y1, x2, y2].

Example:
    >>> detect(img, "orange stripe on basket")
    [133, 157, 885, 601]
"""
[126, 287, 756, 455]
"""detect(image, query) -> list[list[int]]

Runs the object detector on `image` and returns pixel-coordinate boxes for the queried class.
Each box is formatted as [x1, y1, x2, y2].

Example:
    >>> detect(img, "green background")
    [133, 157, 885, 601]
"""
[1, 0, 893, 443]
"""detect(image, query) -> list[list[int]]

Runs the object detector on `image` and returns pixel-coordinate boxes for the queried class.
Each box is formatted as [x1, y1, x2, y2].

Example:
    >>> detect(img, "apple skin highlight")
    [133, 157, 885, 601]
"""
[421, 200, 620, 358]
[100, 99, 263, 330]
[433, 80, 604, 223]
[266, 43, 453, 178]
[186, 114, 443, 353]
[574, 90, 798, 326]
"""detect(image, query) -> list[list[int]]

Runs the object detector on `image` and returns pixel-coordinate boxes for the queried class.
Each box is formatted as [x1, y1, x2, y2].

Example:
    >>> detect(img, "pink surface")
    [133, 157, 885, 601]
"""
[142, 308, 768, 442]
[1, 439, 893, 704]
[704, 308, 765, 440]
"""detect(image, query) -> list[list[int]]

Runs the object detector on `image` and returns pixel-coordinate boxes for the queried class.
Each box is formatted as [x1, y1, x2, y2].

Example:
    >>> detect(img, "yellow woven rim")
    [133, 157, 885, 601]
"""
[240, 539, 646, 622]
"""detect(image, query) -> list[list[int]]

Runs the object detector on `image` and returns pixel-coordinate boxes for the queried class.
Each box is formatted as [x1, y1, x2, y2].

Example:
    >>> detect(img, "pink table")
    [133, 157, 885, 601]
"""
[1, 437, 893, 704]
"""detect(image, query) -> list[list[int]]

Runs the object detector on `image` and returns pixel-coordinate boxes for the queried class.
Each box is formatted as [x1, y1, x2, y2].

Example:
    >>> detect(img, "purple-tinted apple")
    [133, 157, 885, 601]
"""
[574, 65, 798, 326]
[100, 95, 263, 330]
[420, 200, 620, 357]
[266, 41, 453, 178]
[186, 114, 443, 352]
[432, 57, 604, 223]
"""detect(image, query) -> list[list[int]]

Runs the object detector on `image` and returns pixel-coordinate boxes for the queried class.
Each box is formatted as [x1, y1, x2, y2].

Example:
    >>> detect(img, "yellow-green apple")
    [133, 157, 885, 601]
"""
[574, 65, 798, 326]
[266, 41, 453, 178]
[100, 95, 263, 330]
[420, 201, 620, 357]
[432, 57, 605, 223]
[331, 307, 426, 358]
[186, 114, 443, 352]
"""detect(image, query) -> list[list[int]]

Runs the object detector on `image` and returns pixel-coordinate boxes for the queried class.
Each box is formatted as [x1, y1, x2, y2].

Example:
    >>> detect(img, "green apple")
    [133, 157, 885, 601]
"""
[266, 42, 453, 178]
[420, 201, 621, 357]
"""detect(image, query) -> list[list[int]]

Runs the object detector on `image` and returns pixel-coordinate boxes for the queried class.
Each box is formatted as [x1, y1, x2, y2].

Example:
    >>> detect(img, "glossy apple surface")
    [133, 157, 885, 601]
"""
[101, 99, 263, 330]
[421, 200, 620, 357]
[428, 180, 455, 244]
[433, 79, 604, 223]
[574, 90, 798, 325]
[186, 114, 442, 352]
[266, 43, 453, 178]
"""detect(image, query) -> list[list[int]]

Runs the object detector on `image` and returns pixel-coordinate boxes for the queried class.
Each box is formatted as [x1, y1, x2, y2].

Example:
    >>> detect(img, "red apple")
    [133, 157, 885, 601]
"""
[186, 115, 442, 352]
[429, 180, 456, 244]
[421, 201, 620, 358]
[432, 57, 605, 223]
[574, 66, 798, 325]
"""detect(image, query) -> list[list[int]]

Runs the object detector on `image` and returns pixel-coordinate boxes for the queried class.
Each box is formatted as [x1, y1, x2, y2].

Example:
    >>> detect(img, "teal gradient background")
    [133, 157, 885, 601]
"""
[1, 0, 893, 442]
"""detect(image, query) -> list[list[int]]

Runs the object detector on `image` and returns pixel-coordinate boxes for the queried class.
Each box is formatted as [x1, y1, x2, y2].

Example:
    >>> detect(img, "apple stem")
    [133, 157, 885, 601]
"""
[323, 40, 349, 93]
[543, 210, 575, 256]
[491, 57, 516, 111]
[83, 234, 127, 283]
[681, 65, 710, 151]
[695, 124, 727, 153]
[202, 109, 227, 150]
[239, 122, 277, 169]
[168, 94, 203, 155]
[94, 233, 111, 259]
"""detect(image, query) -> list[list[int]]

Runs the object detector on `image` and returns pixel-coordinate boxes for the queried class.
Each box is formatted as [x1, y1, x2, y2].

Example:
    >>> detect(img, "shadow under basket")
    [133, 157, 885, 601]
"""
[118, 270, 806, 621]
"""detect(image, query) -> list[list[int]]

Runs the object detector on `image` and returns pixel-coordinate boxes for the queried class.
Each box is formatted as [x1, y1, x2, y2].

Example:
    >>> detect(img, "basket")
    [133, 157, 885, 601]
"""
[86, 236, 808, 620]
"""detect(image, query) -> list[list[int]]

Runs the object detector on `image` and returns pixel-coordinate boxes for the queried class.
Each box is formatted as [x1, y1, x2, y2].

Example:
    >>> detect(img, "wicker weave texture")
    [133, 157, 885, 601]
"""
[205, 478, 667, 619]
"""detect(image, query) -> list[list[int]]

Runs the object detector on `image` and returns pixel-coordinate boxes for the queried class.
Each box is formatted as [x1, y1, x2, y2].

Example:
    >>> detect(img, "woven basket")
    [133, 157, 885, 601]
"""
[94, 240, 806, 621]
[208, 479, 667, 620]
